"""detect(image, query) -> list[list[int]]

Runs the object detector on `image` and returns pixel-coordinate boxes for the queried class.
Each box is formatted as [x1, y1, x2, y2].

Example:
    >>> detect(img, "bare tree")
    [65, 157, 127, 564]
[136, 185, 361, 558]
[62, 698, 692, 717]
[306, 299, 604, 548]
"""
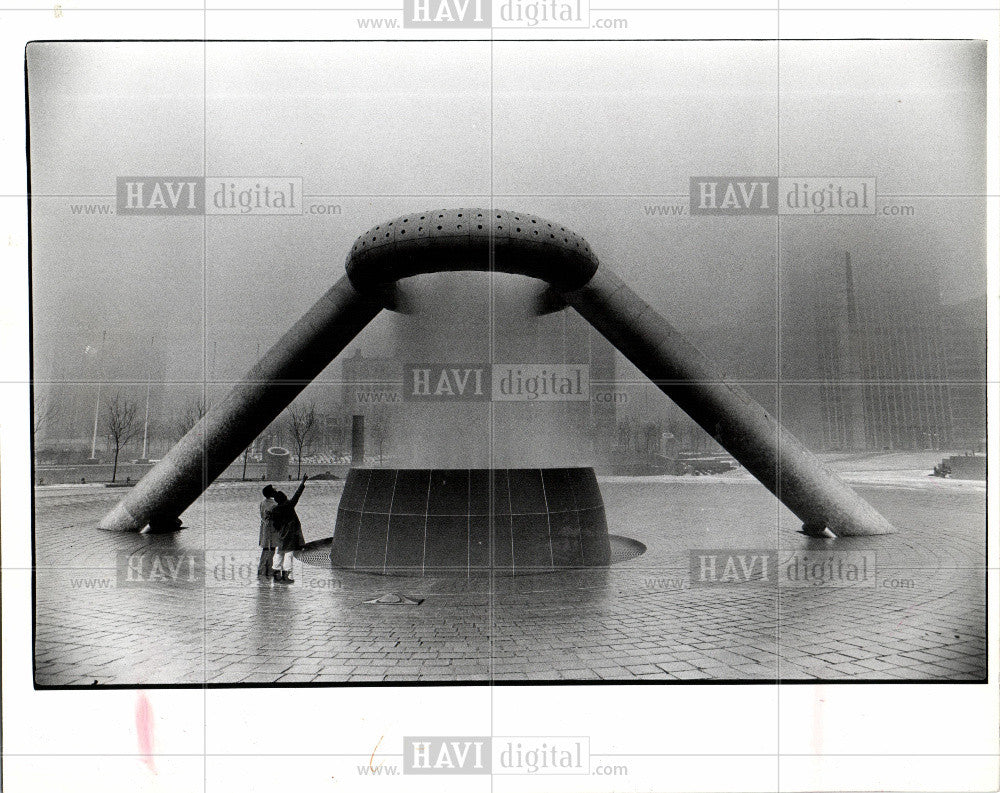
[32, 393, 56, 445]
[175, 396, 209, 439]
[241, 440, 253, 481]
[104, 391, 141, 482]
[641, 421, 661, 455]
[241, 430, 266, 481]
[285, 401, 318, 478]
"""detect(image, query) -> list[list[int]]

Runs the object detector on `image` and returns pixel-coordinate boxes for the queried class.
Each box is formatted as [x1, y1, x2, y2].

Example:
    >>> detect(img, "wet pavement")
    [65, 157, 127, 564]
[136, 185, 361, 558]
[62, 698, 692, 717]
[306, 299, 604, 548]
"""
[33, 468, 986, 685]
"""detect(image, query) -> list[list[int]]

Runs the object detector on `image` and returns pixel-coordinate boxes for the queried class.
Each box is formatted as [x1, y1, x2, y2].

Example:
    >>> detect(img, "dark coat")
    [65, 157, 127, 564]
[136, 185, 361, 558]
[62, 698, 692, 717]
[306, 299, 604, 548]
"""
[259, 497, 277, 548]
[272, 481, 306, 551]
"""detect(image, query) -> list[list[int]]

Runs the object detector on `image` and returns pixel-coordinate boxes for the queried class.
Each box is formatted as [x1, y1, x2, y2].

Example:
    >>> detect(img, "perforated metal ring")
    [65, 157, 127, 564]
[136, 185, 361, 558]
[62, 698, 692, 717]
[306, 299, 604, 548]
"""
[345, 208, 600, 294]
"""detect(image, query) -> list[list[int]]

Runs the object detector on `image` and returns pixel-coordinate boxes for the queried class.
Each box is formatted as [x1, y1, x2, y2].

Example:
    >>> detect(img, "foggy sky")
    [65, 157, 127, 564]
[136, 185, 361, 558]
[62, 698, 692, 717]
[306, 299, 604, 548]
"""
[28, 40, 987, 410]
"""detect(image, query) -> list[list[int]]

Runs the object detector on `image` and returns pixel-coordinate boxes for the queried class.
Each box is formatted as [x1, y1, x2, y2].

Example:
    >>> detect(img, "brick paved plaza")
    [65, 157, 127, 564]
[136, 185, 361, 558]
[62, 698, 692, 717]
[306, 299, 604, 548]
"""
[33, 456, 986, 685]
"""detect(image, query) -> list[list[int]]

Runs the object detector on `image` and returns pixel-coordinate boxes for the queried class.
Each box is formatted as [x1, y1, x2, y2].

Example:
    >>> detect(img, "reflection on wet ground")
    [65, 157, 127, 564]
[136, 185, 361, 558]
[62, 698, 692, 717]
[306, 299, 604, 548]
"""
[33, 477, 985, 684]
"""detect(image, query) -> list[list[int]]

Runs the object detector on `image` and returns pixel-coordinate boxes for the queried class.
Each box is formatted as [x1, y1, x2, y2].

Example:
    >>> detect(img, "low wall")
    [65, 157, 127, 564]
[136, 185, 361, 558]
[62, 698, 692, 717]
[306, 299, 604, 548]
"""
[35, 460, 351, 486]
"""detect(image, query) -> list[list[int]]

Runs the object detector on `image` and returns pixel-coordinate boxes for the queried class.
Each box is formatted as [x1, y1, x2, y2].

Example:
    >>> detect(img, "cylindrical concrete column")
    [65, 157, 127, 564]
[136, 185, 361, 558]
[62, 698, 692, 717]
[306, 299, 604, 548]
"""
[100, 276, 383, 531]
[265, 447, 290, 482]
[562, 267, 894, 536]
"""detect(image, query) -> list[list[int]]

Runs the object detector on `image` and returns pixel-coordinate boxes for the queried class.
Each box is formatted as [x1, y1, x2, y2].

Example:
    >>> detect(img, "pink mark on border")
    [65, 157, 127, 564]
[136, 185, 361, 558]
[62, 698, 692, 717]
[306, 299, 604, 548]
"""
[136, 692, 157, 773]
[812, 688, 825, 755]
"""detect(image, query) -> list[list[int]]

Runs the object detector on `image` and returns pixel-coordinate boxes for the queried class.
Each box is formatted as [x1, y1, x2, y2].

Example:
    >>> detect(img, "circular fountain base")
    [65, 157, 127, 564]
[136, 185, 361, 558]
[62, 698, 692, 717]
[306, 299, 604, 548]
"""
[330, 467, 611, 575]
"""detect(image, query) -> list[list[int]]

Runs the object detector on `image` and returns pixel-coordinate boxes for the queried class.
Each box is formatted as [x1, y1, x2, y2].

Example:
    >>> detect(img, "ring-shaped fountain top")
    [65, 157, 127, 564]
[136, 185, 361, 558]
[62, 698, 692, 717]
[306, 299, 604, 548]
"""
[345, 208, 599, 295]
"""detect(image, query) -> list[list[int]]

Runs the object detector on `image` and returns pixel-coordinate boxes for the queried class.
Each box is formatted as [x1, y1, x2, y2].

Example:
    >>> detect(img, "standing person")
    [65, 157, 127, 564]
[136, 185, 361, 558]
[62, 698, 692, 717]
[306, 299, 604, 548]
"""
[272, 475, 308, 584]
[258, 484, 279, 578]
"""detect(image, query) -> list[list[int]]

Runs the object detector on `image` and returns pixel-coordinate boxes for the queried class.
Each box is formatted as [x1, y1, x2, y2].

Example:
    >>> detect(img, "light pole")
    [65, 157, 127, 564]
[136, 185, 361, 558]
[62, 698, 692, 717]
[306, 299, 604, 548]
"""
[89, 382, 101, 460]
[241, 342, 261, 481]
[141, 335, 154, 461]
[89, 330, 106, 460]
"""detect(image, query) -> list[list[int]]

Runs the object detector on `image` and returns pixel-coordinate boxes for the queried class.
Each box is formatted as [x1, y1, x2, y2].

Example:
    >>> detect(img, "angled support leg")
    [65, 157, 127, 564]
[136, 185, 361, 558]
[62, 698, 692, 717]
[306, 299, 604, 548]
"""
[100, 276, 383, 531]
[562, 268, 895, 537]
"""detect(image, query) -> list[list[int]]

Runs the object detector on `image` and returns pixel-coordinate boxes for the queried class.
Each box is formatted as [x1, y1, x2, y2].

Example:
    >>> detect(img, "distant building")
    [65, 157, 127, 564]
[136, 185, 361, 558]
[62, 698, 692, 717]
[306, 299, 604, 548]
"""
[786, 253, 984, 452]
[341, 349, 401, 411]
[36, 331, 166, 457]
[941, 297, 987, 452]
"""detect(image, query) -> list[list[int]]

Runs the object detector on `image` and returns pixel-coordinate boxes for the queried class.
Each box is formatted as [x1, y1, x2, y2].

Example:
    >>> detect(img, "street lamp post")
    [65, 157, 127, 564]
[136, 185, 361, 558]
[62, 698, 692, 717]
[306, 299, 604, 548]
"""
[141, 336, 153, 460]
[89, 330, 107, 460]
[89, 382, 101, 460]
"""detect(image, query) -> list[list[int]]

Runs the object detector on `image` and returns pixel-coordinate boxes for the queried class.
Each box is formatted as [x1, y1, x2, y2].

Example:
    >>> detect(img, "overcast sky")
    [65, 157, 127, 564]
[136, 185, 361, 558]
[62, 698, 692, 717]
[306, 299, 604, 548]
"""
[28, 40, 987, 396]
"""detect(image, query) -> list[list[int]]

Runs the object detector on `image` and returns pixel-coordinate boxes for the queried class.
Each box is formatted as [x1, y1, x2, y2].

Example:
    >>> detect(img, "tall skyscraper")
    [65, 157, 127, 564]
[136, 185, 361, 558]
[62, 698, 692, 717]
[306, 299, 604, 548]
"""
[789, 252, 976, 452]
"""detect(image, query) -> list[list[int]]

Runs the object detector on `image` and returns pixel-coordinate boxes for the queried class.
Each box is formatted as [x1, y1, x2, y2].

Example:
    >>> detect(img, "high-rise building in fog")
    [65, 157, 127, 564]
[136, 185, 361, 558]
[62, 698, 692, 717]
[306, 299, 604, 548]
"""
[786, 252, 983, 452]
[941, 297, 988, 451]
